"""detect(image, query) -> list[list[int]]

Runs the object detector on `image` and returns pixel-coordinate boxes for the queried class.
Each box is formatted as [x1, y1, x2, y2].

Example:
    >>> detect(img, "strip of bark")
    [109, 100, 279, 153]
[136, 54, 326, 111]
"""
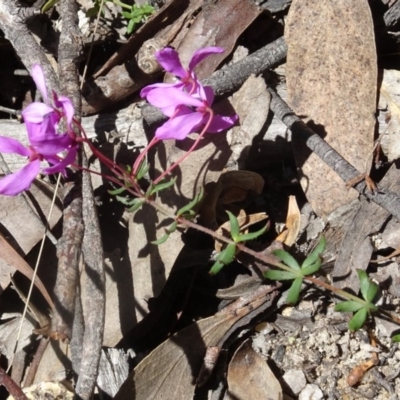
[50, 0, 84, 342]
[75, 163, 105, 400]
[268, 87, 400, 222]
[141, 36, 287, 126]
[0, 1, 59, 93]
[56, 2, 105, 398]
[0, 366, 28, 400]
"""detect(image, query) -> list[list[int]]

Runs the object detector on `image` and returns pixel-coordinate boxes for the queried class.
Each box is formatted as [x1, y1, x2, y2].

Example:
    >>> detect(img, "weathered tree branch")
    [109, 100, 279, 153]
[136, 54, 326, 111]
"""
[268, 86, 400, 222]
[56, 1, 105, 399]
[0, 0, 59, 93]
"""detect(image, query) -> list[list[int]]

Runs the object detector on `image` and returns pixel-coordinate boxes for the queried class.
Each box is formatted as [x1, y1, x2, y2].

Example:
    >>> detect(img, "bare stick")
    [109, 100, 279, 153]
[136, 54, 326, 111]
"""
[0, 366, 28, 400]
[268, 87, 400, 222]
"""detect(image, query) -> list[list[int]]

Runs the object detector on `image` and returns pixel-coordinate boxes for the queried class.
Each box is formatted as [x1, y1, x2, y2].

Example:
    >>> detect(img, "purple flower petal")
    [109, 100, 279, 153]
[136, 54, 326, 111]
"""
[32, 133, 75, 156]
[0, 136, 30, 156]
[0, 160, 40, 196]
[155, 48, 186, 78]
[31, 65, 48, 103]
[43, 145, 77, 175]
[140, 82, 184, 98]
[188, 47, 224, 71]
[201, 86, 214, 105]
[54, 95, 74, 127]
[147, 87, 203, 113]
[155, 110, 205, 140]
[206, 114, 239, 133]
[22, 102, 54, 124]
[26, 114, 59, 145]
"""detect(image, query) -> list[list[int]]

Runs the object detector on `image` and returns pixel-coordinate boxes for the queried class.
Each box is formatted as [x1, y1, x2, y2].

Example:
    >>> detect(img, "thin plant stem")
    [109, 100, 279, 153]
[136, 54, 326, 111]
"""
[113, 0, 131, 9]
[132, 135, 159, 176]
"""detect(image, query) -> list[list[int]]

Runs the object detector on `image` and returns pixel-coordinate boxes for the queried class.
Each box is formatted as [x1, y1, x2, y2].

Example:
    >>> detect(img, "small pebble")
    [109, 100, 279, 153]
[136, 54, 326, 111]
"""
[282, 369, 306, 396]
[298, 384, 323, 400]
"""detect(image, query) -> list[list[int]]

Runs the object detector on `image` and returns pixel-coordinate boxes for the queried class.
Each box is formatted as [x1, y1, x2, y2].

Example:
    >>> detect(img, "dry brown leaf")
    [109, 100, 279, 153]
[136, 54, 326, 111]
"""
[276, 195, 301, 246]
[0, 233, 54, 310]
[201, 170, 264, 229]
[0, 313, 36, 362]
[225, 340, 282, 400]
[115, 296, 269, 400]
[172, 0, 261, 80]
[286, 0, 377, 218]
[0, 179, 61, 300]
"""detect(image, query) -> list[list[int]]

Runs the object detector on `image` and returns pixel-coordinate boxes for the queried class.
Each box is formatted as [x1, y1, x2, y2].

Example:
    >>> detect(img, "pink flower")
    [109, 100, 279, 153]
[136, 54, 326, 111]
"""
[0, 65, 77, 196]
[146, 83, 238, 140]
[140, 47, 224, 98]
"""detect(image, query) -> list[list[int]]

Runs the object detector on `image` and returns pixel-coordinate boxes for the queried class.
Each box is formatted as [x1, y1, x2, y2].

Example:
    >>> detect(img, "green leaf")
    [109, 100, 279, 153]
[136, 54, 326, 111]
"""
[209, 261, 224, 275]
[136, 160, 150, 180]
[301, 236, 326, 268]
[264, 270, 300, 281]
[115, 196, 134, 205]
[226, 211, 240, 242]
[127, 19, 135, 34]
[365, 302, 378, 313]
[218, 243, 236, 265]
[143, 5, 154, 13]
[357, 269, 378, 303]
[86, 6, 100, 17]
[335, 301, 365, 313]
[41, 0, 59, 12]
[177, 188, 204, 217]
[357, 269, 370, 301]
[209, 243, 237, 275]
[127, 198, 145, 213]
[348, 308, 368, 332]
[147, 177, 177, 196]
[122, 11, 132, 18]
[165, 221, 178, 234]
[108, 186, 126, 195]
[131, 8, 143, 17]
[272, 249, 301, 271]
[235, 223, 268, 243]
[183, 210, 196, 219]
[151, 222, 178, 245]
[132, 16, 143, 23]
[365, 282, 379, 304]
[301, 259, 321, 276]
[391, 334, 400, 343]
[286, 277, 303, 305]
[151, 232, 170, 245]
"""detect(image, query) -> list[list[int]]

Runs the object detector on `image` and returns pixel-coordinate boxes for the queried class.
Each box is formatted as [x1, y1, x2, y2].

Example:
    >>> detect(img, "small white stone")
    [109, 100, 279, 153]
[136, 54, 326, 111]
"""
[298, 384, 324, 400]
[282, 369, 307, 396]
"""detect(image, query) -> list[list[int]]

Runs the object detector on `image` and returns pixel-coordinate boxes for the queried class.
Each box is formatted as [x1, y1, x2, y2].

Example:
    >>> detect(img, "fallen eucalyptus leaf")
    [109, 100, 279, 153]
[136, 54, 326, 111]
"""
[286, 0, 377, 217]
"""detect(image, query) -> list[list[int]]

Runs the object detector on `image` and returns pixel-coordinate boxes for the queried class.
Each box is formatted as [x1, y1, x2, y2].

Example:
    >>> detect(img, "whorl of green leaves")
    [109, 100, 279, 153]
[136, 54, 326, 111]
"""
[264, 236, 326, 304]
[335, 270, 379, 332]
[209, 211, 268, 275]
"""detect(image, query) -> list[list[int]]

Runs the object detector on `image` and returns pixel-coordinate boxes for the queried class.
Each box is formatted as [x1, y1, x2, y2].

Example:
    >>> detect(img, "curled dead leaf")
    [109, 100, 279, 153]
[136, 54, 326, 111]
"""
[276, 195, 301, 246]
[201, 170, 264, 229]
